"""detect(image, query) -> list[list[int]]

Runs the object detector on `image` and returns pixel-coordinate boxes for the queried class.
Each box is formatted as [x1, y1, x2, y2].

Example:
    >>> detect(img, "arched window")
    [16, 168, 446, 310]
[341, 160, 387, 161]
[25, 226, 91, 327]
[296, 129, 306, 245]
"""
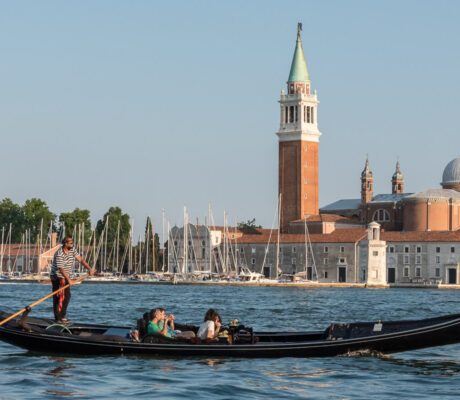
[372, 209, 390, 222]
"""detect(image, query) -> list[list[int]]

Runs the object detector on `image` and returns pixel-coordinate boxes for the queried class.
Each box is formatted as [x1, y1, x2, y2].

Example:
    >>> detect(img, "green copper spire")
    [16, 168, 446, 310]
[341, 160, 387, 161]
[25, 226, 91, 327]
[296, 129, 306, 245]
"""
[288, 23, 310, 82]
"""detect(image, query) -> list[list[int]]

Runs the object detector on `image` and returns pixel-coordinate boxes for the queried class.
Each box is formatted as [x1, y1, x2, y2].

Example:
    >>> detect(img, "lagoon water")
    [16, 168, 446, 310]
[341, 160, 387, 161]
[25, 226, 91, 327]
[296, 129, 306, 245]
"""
[0, 283, 459, 399]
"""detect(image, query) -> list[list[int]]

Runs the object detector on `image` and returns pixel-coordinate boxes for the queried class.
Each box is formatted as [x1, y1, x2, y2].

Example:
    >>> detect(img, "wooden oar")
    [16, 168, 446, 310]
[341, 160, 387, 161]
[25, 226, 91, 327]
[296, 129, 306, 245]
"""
[0, 273, 90, 326]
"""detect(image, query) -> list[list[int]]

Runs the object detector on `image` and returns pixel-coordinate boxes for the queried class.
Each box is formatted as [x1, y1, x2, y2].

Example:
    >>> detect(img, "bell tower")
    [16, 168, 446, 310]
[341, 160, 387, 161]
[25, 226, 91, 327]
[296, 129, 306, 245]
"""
[361, 156, 374, 205]
[392, 160, 404, 194]
[277, 23, 322, 232]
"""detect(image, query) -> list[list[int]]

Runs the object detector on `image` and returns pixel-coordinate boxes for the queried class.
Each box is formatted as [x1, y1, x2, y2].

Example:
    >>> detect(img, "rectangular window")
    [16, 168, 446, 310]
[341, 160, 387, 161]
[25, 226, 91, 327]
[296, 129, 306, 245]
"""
[416, 246, 421, 253]
[416, 267, 421, 278]
[307, 106, 310, 123]
[436, 255, 440, 264]
[291, 258, 296, 265]
[435, 268, 440, 277]
[436, 247, 440, 253]
[404, 267, 409, 277]
[451, 246, 455, 253]
[389, 246, 394, 253]
[404, 255, 409, 264]
[311, 107, 314, 123]
[240, 248, 244, 253]
[416, 255, 421, 264]
[340, 246, 345, 253]
[373, 251, 378, 256]
[292, 246, 296, 253]
[324, 246, 328, 253]
[304, 145, 308, 152]
[251, 248, 256, 254]
[251, 258, 256, 265]
[404, 246, 409, 253]
[324, 271, 328, 279]
[324, 258, 328, 265]
[339, 258, 345, 264]
[304, 178, 307, 184]
[289, 106, 294, 123]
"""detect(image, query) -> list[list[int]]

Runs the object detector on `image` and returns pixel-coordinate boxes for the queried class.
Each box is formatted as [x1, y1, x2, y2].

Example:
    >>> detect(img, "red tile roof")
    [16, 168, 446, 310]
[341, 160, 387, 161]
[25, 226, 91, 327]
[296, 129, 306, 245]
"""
[237, 228, 460, 244]
[290, 214, 361, 224]
[237, 228, 368, 244]
[382, 230, 460, 242]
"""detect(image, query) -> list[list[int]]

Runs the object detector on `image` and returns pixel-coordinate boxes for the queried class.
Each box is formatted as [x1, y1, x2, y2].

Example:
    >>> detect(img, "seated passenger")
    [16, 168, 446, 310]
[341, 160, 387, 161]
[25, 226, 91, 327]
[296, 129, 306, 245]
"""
[197, 309, 222, 341]
[137, 312, 150, 338]
[148, 308, 195, 339]
[148, 308, 175, 338]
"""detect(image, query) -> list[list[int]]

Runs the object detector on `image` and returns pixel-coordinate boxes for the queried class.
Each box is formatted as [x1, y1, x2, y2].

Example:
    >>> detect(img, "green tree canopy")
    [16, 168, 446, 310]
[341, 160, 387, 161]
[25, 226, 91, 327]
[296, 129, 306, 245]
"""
[96, 207, 131, 272]
[22, 198, 56, 239]
[142, 217, 160, 272]
[237, 218, 262, 229]
[0, 198, 25, 242]
[58, 208, 92, 244]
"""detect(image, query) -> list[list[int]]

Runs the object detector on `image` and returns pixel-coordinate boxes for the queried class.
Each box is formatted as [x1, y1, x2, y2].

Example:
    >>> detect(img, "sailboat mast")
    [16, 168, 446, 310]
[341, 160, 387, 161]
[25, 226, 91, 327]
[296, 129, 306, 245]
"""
[152, 223, 155, 273]
[145, 220, 149, 274]
[138, 234, 142, 274]
[223, 211, 227, 275]
[183, 207, 187, 275]
[208, 204, 212, 274]
[8, 223, 12, 274]
[0, 227, 4, 275]
[304, 217, 308, 275]
[162, 209, 165, 272]
[276, 193, 282, 279]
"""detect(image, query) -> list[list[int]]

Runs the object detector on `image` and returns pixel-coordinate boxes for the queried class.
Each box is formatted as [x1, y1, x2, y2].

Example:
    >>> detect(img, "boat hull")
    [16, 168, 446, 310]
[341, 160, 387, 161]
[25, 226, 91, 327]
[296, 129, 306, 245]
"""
[0, 313, 459, 358]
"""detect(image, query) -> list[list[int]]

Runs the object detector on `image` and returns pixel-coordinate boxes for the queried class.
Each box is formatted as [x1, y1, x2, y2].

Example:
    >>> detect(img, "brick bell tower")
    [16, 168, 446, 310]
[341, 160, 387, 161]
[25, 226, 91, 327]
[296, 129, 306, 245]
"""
[392, 160, 404, 194]
[361, 156, 374, 205]
[277, 23, 322, 232]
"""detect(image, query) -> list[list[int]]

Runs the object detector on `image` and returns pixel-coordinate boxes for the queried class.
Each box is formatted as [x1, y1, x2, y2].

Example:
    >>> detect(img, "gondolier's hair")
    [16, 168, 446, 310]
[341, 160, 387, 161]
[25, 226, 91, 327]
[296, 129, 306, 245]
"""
[62, 236, 73, 245]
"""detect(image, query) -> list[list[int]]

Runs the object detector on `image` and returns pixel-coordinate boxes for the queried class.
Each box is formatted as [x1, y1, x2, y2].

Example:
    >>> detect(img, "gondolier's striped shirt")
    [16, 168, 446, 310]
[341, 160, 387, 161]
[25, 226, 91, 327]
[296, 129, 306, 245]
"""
[50, 246, 81, 279]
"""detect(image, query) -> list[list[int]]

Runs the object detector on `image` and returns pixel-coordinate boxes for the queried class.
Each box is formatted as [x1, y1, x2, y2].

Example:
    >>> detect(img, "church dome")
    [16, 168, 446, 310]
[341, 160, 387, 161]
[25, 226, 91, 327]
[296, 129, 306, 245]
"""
[441, 157, 460, 190]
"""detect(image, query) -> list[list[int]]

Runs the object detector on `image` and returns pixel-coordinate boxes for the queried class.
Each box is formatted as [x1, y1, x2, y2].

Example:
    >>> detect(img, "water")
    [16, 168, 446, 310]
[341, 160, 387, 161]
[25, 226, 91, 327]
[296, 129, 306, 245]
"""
[0, 283, 459, 399]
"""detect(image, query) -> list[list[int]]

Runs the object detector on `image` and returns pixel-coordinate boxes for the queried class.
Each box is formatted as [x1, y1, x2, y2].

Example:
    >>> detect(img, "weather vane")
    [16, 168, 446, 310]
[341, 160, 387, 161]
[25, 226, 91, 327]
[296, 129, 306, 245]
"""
[298, 22, 302, 34]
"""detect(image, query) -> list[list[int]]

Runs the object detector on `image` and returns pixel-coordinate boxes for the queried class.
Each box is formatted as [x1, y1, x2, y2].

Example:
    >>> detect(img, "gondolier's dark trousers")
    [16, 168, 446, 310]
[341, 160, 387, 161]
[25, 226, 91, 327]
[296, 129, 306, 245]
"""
[50, 275, 71, 321]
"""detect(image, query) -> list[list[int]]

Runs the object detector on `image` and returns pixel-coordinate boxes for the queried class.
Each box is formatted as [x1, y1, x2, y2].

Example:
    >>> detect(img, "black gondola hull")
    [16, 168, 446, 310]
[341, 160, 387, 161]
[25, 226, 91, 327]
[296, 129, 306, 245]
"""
[0, 313, 459, 358]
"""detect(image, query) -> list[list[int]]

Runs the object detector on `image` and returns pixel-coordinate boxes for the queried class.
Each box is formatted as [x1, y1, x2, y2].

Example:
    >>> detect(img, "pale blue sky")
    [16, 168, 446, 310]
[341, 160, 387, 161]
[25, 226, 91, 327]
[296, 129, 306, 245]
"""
[1, 1, 459, 241]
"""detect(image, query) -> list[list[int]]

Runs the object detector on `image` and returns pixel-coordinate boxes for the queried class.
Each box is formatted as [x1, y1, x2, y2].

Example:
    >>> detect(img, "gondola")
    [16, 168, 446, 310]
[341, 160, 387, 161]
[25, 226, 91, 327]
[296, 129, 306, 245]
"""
[0, 311, 459, 358]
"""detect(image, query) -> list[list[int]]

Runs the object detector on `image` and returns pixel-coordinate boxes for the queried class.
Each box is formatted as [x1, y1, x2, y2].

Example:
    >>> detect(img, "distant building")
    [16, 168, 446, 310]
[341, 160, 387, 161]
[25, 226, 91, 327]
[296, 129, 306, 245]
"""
[322, 157, 460, 232]
[166, 26, 460, 285]
[0, 234, 60, 275]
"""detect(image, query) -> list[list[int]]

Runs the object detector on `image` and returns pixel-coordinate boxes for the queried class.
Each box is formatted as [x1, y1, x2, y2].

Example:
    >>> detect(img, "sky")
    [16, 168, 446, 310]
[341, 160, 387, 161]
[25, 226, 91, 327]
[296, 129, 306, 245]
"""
[1, 1, 459, 243]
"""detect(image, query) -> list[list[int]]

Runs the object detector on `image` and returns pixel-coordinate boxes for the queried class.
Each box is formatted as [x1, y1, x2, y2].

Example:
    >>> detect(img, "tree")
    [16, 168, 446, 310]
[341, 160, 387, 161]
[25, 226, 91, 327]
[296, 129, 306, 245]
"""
[138, 217, 160, 273]
[237, 218, 262, 229]
[22, 198, 56, 240]
[95, 207, 131, 272]
[143, 216, 154, 273]
[154, 233, 160, 271]
[58, 208, 92, 244]
[0, 198, 25, 243]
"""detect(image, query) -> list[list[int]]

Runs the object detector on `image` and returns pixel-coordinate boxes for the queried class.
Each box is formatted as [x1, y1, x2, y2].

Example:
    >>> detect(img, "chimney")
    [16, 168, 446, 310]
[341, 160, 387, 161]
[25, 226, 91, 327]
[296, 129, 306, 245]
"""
[51, 233, 57, 247]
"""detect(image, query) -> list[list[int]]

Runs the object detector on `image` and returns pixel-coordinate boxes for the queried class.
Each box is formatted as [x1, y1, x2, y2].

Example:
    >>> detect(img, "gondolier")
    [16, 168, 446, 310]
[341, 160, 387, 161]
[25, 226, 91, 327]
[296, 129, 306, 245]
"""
[50, 236, 95, 323]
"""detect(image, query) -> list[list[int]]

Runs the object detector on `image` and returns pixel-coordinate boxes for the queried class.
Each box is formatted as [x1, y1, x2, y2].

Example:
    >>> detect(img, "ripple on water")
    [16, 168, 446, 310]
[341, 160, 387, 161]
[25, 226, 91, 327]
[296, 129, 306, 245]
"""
[0, 284, 459, 399]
